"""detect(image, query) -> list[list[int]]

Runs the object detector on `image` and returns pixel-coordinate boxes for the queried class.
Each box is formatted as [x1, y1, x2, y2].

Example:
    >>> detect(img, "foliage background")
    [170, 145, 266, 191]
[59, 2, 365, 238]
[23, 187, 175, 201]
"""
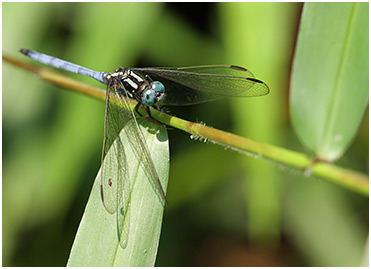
[2, 2, 368, 266]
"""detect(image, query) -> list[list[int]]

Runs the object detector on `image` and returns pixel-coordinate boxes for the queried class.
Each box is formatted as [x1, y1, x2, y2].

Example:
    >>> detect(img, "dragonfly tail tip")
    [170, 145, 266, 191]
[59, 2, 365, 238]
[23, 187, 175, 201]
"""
[19, 48, 31, 56]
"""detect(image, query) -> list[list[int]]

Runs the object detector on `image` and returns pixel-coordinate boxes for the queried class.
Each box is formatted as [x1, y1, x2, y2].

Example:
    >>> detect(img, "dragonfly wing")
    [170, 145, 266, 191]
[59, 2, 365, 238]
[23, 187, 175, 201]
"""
[117, 197, 130, 249]
[100, 85, 132, 247]
[114, 88, 167, 206]
[132, 65, 269, 105]
[101, 85, 127, 214]
[101, 81, 167, 247]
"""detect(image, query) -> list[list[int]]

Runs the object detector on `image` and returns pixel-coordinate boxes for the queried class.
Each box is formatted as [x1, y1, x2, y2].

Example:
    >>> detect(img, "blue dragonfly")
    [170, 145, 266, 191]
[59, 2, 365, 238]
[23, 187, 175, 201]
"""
[20, 49, 269, 248]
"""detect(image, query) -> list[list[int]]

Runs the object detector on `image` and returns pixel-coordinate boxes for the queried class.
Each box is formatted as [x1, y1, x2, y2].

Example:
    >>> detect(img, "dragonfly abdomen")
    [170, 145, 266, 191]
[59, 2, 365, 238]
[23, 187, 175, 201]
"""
[20, 49, 109, 84]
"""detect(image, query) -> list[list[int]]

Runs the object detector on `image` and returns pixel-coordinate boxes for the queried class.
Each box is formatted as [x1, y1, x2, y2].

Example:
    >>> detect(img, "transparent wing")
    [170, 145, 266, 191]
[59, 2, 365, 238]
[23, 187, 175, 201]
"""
[100, 85, 131, 248]
[131, 65, 269, 105]
[100, 86, 126, 214]
[100, 83, 166, 247]
[112, 86, 167, 206]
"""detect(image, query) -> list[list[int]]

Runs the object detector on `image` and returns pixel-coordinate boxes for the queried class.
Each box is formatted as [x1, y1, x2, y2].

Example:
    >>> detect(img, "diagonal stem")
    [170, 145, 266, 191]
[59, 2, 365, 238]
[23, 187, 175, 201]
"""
[4, 53, 368, 196]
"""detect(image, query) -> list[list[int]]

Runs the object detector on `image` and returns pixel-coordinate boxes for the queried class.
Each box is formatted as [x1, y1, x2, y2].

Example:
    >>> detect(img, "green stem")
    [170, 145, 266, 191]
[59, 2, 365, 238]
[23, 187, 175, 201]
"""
[4, 53, 368, 196]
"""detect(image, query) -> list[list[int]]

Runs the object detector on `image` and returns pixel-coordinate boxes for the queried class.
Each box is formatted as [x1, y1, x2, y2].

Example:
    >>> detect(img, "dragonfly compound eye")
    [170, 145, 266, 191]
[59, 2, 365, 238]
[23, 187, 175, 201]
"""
[142, 89, 157, 106]
[142, 81, 165, 106]
[151, 81, 165, 93]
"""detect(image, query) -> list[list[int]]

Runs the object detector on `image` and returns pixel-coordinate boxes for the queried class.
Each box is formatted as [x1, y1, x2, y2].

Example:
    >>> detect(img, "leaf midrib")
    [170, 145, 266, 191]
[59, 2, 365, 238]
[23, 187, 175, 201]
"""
[320, 2, 358, 159]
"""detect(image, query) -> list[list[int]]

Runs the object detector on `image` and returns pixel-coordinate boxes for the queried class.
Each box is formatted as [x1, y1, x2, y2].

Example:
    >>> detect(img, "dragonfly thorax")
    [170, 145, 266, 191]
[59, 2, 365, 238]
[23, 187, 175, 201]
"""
[107, 68, 165, 107]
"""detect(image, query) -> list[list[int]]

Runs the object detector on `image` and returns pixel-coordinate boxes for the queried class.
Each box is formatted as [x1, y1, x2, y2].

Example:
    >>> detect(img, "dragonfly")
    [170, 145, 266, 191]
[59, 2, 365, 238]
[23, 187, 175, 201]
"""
[20, 48, 269, 248]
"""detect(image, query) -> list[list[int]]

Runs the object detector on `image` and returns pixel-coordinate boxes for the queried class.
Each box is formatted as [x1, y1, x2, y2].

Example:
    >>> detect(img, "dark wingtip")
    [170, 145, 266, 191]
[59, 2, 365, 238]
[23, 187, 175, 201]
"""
[19, 48, 30, 55]
[230, 65, 247, 72]
[247, 77, 265, 83]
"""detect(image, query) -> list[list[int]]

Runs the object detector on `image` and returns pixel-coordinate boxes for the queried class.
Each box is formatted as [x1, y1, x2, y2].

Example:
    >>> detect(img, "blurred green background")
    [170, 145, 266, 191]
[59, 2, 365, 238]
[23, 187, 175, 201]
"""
[2, 2, 368, 266]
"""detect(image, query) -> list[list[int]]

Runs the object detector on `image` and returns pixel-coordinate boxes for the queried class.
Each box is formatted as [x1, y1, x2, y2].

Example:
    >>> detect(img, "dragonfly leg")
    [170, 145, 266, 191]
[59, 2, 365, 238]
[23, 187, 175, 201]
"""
[135, 103, 167, 126]
[146, 106, 166, 125]
[148, 106, 176, 129]
[135, 102, 144, 117]
[136, 103, 171, 127]
[153, 106, 174, 117]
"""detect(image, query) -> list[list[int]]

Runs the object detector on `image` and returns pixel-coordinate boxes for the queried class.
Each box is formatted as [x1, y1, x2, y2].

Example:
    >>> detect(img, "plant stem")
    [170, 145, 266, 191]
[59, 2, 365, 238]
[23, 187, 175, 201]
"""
[4, 53, 368, 196]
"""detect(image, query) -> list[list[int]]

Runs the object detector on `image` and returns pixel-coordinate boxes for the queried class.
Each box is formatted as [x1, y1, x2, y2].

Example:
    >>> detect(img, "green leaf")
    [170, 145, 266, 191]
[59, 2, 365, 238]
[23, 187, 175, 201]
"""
[67, 119, 169, 266]
[290, 2, 369, 161]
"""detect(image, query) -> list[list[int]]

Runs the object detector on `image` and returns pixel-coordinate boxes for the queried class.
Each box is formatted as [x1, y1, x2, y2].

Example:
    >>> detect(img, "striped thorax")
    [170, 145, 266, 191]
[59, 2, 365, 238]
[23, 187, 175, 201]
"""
[106, 68, 165, 107]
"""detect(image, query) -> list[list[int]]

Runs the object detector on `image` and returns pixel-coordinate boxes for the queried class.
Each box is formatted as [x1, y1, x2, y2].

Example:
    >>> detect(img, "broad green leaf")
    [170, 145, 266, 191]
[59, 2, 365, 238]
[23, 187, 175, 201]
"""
[290, 2, 368, 161]
[67, 119, 169, 266]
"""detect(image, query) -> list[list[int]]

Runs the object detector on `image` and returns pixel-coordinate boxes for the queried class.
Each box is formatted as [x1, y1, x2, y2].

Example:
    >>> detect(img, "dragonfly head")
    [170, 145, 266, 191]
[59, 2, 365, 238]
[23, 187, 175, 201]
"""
[141, 81, 165, 106]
